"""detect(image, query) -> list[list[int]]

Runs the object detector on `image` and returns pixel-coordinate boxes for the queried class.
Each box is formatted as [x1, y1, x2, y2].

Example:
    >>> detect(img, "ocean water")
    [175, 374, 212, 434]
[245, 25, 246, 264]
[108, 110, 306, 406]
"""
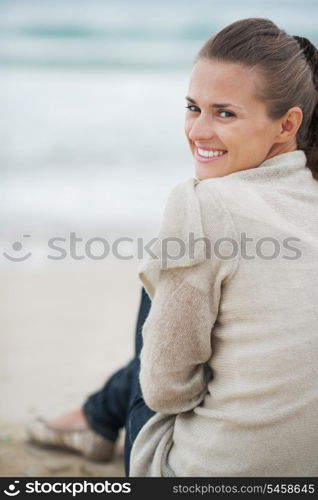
[1, 0, 317, 244]
[1, 0, 317, 70]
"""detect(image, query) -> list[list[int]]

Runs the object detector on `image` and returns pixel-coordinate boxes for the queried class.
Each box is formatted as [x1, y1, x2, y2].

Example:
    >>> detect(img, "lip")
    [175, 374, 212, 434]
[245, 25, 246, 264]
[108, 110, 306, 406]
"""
[194, 146, 228, 163]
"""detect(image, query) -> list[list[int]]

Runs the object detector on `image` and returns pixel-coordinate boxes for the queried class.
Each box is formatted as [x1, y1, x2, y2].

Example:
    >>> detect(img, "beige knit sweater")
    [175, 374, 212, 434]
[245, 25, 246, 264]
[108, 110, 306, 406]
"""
[130, 150, 318, 477]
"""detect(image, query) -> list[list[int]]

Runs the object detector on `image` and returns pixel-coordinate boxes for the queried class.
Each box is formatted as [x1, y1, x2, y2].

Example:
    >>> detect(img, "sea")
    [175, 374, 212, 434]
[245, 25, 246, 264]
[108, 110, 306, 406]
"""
[1, 0, 317, 264]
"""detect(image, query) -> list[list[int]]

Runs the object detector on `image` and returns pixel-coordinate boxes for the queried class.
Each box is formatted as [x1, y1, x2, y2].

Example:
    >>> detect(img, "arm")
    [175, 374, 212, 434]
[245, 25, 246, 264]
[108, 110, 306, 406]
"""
[138, 178, 237, 414]
[139, 260, 220, 414]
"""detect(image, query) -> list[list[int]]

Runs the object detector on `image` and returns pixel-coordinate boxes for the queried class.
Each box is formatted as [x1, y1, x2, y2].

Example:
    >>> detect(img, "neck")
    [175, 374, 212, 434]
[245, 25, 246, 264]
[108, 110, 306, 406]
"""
[266, 140, 298, 161]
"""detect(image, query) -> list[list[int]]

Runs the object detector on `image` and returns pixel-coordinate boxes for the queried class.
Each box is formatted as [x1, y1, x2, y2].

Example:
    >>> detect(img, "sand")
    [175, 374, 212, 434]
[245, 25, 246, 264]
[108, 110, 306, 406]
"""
[0, 422, 125, 477]
[0, 258, 141, 476]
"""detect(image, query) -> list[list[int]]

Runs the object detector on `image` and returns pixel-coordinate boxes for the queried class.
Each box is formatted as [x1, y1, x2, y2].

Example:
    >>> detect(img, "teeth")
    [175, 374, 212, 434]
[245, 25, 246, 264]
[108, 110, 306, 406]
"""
[197, 148, 226, 158]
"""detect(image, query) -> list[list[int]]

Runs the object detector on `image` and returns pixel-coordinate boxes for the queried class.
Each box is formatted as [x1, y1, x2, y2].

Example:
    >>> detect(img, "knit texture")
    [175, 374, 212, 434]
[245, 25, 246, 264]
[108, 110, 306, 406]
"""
[130, 150, 318, 477]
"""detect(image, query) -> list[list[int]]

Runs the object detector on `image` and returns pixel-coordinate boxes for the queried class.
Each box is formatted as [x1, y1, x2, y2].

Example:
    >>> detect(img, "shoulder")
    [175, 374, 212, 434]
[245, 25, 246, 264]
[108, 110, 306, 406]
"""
[163, 177, 227, 219]
[166, 175, 242, 207]
[163, 177, 237, 240]
[139, 178, 239, 297]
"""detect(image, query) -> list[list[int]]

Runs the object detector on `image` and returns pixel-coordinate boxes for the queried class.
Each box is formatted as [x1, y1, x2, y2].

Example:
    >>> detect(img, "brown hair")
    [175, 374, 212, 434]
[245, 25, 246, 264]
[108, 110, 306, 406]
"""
[196, 18, 318, 179]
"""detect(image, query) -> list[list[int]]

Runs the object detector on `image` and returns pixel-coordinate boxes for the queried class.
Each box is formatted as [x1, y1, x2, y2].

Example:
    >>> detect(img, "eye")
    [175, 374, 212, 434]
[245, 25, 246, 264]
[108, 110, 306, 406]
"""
[218, 110, 235, 118]
[185, 104, 200, 112]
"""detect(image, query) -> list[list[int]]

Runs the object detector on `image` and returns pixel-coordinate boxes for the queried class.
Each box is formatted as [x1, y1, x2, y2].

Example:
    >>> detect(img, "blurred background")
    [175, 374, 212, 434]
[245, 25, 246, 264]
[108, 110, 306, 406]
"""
[1, 0, 317, 476]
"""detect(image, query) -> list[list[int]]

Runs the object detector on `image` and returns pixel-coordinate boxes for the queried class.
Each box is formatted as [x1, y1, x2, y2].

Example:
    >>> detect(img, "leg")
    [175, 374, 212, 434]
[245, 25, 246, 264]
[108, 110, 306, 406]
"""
[28, 288, 152, 462]
[83, 287, 153, 442]
[124, 289, 156, 475]
[83, 359, 136, 442]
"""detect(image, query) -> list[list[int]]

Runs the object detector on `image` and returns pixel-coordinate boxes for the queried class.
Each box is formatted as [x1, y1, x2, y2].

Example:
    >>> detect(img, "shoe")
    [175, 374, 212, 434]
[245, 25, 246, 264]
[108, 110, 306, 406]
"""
[26, 417, 115, 462]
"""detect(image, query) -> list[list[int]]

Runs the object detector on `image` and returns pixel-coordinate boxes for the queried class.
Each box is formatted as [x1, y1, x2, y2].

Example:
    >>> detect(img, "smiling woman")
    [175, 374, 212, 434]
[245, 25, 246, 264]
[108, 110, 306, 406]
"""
[185, 61, 302, 179]
[184, 18, 317, 181]
[128, 18, 318, 477]
[26, 17, 318, 478]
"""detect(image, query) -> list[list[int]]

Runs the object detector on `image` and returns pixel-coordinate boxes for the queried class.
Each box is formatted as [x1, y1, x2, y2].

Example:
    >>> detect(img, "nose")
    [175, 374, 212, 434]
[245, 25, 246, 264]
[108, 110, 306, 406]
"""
[188, 113, 215, 141]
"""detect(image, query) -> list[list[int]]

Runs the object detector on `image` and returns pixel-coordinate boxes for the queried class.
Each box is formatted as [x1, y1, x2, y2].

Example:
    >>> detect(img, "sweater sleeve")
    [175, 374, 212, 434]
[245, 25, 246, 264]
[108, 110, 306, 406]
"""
[138, 179, 237, 414]
[140, 261, 221, 413]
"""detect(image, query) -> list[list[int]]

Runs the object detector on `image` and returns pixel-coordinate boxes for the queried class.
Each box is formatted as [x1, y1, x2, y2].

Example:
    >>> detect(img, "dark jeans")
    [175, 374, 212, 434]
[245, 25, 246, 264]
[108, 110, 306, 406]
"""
[83, 288, 155, 475]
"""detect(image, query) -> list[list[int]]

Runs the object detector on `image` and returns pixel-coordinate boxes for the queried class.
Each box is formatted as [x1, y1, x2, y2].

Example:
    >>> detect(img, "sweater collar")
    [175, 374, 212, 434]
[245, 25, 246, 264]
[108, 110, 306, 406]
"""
[197, 150, 307, 184]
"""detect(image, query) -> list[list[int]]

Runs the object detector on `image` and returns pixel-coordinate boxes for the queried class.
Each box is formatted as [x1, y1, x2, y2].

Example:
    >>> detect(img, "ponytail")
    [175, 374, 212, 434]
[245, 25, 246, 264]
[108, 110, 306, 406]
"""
[293, 36, 318, 179]
[307, 99, 318, 179]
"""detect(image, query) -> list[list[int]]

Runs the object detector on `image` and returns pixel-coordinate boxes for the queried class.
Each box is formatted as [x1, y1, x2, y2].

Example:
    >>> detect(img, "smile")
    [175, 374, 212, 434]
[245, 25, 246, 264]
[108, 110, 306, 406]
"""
[195, 147, 227, 162]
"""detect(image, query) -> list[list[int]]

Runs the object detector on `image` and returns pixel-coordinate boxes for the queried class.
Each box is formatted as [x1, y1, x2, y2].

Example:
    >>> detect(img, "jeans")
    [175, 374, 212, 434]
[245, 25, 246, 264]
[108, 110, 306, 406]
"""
[83, 288, 155, 475]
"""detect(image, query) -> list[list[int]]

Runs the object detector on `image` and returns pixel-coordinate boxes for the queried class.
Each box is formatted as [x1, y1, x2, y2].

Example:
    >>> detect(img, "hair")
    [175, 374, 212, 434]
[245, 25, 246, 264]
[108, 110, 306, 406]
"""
[195, 18, 318, 179]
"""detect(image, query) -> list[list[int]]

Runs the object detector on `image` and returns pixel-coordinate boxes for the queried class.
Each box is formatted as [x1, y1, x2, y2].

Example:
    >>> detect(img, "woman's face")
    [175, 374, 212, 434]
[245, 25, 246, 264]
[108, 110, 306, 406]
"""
[185, 59, 291, 180]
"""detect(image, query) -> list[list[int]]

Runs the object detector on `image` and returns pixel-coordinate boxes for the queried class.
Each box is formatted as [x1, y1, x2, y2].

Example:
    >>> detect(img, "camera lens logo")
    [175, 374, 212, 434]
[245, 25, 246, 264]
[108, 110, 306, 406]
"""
[3, 235, 32, 262]
[4, 481, 20, 496]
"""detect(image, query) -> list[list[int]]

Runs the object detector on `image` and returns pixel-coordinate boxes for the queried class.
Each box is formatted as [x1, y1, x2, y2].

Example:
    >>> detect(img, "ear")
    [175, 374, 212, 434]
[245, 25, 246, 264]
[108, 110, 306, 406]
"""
[275, 106, 303, 143]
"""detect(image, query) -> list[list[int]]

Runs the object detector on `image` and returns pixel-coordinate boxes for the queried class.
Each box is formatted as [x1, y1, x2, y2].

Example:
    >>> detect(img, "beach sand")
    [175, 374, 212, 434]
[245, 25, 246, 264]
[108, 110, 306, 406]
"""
[0, 258, 141, 476]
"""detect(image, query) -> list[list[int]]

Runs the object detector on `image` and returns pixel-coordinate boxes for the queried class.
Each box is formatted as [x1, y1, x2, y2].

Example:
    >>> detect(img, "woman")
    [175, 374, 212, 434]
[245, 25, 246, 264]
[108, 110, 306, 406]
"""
[128, 18, 318, 476]
[29, 18, 318, 477]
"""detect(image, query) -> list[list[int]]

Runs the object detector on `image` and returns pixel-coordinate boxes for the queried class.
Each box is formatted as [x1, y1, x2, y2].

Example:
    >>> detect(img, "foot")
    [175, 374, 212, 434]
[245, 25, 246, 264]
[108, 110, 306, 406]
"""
[27, 408, 115, 462]
[47, 408, 88, 432]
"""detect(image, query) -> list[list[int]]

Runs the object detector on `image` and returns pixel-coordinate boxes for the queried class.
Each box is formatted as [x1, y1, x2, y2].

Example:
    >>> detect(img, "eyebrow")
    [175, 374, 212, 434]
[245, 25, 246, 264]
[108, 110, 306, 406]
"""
[185, 96, 243, 109]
